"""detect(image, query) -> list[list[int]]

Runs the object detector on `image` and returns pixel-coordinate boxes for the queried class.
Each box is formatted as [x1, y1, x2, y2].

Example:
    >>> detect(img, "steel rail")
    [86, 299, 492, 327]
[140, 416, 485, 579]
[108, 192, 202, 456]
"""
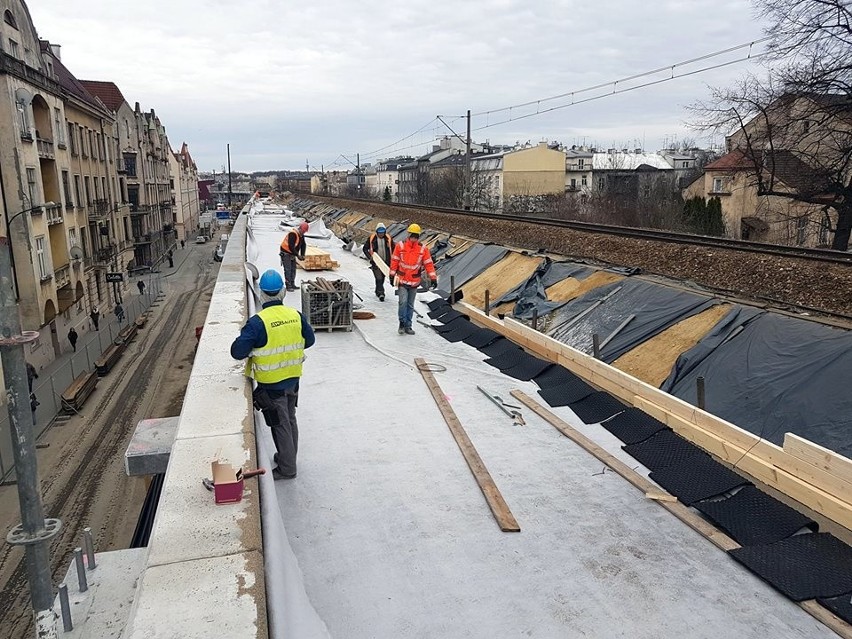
[307, 194, 852, 265]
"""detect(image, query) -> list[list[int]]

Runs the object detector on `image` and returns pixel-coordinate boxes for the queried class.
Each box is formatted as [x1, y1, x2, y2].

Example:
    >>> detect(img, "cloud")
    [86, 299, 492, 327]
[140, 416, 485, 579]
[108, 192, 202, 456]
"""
[28, 0, 765, 171]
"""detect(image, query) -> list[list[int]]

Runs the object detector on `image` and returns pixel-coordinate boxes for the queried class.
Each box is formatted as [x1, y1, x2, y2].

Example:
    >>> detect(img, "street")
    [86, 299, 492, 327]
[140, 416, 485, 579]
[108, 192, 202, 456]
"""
[0, 241, 219, 639]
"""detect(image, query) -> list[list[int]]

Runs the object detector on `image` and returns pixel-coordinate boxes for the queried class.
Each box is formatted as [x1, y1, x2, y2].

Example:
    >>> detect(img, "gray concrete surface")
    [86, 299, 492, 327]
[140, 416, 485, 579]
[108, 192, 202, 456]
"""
[125, 416, 179, 476]
[246, 211, 833, 639]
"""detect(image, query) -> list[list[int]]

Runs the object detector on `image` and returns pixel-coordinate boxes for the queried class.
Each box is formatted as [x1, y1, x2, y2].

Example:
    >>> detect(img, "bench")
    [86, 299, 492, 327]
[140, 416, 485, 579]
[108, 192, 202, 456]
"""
[61, 370, 98, 413]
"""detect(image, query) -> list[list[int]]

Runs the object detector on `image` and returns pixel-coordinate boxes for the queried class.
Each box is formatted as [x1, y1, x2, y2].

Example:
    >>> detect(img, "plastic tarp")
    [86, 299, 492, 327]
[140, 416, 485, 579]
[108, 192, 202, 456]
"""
[661, 311, 852, 456]
[546, 279, 718, 362]
[435, 243, 508, 290]
[493, 260, 594, 320]
[306, 219, 333, 240]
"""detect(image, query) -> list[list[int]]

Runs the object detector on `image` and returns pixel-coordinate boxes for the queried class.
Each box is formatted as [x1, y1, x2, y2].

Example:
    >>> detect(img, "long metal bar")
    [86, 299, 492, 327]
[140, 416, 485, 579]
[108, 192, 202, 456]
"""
[58, 584, 72, 632]
[74, 548, 87, 592]
[599, 314, 636, 350]
[0, 235, 58, 637]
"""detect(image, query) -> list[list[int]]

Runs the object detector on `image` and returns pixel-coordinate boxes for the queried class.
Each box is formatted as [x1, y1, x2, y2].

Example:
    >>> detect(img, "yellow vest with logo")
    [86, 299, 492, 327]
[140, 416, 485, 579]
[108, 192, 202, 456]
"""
[247, 305, 305, 383]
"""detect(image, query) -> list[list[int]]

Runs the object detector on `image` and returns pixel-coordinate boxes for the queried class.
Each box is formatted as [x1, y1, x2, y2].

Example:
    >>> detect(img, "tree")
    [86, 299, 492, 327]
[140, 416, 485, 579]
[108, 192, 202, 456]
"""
[691, 0, 852, 249]
[683, 196, 726, 236]
[382, 186, 392, 201]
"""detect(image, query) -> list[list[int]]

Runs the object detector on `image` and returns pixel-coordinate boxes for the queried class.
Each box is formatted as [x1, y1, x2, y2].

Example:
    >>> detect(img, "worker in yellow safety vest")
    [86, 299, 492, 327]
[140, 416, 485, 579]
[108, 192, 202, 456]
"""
[230, 269, 315, 479]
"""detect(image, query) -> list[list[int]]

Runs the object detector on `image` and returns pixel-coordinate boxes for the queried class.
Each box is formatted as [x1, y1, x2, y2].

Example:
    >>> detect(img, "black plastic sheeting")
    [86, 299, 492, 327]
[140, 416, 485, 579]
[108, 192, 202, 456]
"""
[547, 279, 718, 362]
[729, 533, 852, 601]
[435, 244, 508, 290]
[648, 455, 750, 505]
[600, 408, 668, 445]
[492, 260, 593, 320]
[818, 594, 852, 624]
[661, 310, 852, 456]
[693, 485, 817, 546]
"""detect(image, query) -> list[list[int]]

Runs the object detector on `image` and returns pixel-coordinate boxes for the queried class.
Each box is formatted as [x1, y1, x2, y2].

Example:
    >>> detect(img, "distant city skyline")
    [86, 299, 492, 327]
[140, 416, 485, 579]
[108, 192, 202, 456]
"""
[30, 0, 765, 171]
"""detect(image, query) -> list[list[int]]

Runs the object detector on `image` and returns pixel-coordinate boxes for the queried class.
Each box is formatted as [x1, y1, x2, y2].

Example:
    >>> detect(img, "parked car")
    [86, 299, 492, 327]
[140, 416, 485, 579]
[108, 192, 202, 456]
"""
[195, 234, 208, 244]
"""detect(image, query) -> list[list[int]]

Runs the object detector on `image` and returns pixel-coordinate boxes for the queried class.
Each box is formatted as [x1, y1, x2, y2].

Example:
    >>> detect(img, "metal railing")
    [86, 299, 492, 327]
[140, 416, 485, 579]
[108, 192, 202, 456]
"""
[0, 274, 163, 480]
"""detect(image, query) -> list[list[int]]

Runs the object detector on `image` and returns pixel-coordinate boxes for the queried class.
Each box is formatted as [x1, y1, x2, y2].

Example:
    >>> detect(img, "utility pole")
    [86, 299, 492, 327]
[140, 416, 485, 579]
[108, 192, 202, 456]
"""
[464, 109, 472, 210]
[0, 230, 60, 637]
[226, 144, 232, 208]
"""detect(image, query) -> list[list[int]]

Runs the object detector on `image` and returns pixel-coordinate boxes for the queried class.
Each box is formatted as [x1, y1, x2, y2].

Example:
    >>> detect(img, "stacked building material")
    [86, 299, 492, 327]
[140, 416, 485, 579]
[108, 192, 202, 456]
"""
[297, 246, 339, 271]
[301, 278, 353, 331]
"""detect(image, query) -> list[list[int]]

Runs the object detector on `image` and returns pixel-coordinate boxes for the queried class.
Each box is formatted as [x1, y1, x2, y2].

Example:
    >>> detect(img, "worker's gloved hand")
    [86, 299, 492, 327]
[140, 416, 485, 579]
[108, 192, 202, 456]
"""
[431, 280, 438, 290]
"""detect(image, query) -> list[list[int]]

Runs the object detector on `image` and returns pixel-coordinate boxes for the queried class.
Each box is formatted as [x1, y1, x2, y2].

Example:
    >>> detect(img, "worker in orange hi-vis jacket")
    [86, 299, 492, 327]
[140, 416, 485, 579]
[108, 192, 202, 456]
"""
[279, 221, 309, 291]
[388, 223, 437, 335]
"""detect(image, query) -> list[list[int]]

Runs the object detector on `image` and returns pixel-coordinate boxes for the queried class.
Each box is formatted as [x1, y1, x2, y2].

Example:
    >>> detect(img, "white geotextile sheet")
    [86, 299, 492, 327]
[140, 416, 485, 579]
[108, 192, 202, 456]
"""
[245, 211, 833, 639]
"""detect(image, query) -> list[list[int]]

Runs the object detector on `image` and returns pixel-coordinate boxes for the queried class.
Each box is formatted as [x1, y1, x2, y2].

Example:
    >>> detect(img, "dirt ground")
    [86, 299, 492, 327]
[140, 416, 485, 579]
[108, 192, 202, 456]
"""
[308, 197, 852, 319]
[0, 243, 219, 639]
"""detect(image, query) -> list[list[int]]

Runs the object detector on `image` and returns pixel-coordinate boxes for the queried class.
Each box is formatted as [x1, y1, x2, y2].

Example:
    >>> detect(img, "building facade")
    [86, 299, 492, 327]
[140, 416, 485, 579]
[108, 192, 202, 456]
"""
[170, 142, 200, 242]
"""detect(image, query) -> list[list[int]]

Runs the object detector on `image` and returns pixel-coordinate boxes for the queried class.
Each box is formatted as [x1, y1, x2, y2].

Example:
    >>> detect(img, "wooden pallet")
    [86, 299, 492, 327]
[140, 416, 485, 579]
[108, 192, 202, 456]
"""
[119, 323, 138, 344]
[95, 342, 125, 377]
[61, 370, 98, 412]
[297, 246, 339, 271]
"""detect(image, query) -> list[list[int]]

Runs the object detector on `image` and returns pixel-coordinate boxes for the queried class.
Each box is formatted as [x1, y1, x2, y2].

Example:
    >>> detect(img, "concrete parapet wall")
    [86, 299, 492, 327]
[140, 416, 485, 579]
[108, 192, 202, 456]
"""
[123, 215, 268, 638]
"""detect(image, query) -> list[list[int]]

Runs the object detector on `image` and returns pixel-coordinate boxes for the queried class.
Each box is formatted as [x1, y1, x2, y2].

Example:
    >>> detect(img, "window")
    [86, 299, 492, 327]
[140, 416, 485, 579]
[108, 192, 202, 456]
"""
[62, 170, 72, 208]
[84, 177, 91, 205]
[712, 177, 729, 193]
[68, 123, 76, 155]
[81, 130, 88, 157]
[124, 154, 136, 177]
[570, 178, 577, 189]
[598, 177, 605, 190]
[54, 108, 65, 145]
[26, 168, 37, 204]
[578, 159, 584, 169]
[69, 227, 78, 248]
[35, 237, 48, 279]
[803, 120, 811, 134]
[682, 161, 689, 168]
[102, 177, 107, 200]
[73, 175, 81, 207]
[94, 178, 100, 200]
[9, 39, 19, 58]
[17, 99, 30, 138]
[581, 175, 587, 187]
[4, 10, 19, 29]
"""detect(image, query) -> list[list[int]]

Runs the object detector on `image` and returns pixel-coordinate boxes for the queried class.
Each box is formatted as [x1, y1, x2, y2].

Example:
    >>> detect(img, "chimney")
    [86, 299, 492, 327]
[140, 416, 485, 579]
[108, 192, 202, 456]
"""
[49, 43, 61, 60]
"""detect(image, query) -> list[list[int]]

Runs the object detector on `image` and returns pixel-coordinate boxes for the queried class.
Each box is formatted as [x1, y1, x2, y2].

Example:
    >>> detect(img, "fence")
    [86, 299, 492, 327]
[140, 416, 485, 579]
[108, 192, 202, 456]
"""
[0, 274, 163, 481]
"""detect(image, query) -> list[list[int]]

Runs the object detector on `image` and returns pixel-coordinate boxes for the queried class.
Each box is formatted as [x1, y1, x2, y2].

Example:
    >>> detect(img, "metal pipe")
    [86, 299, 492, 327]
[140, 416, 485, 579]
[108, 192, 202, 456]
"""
[599, 314, 636, 350]
[532, 309, 539, 332]
[74, 548, 87, 592]
[484, 290, 490, 316]
[0, 234, 58, 635]
[59, 583, 73, 631]
[697, 376, 706, 410]
[83, 527, 96, 570]
[592, 333, 601, 359]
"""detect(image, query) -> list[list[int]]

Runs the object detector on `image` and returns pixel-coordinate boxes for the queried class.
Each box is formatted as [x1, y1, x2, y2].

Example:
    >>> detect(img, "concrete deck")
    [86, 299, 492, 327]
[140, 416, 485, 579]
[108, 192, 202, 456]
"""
[246, 212, 833, 638]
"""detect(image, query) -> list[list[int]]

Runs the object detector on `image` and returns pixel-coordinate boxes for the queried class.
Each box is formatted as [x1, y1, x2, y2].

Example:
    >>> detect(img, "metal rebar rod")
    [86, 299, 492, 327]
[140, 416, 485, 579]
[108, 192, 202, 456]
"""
[74, 548, 88, 592]
[599, 314, 636, 351]
[83, 527, 96, 569]
[59, 583, 73, 631]
[697, 376, 706, 410]
[592, 333, 601, 359]
[484, 290, 490, 316]
[532, 309, 539, 331]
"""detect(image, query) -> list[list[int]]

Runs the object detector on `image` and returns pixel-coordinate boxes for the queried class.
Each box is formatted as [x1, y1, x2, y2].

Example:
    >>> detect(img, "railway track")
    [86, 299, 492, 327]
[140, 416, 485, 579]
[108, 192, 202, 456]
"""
[307, 194, 852, 266]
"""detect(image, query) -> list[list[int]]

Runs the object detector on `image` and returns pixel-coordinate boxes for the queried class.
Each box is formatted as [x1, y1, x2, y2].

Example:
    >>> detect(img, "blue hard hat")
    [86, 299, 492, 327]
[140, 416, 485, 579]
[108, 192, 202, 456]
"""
[259, 269, 284, 294]
[376, 223, 386, 232]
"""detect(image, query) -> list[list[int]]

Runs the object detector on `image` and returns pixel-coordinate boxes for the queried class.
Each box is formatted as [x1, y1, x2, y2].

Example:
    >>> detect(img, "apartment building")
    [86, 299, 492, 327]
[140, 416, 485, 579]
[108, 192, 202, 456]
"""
[169, 142, 200, 241]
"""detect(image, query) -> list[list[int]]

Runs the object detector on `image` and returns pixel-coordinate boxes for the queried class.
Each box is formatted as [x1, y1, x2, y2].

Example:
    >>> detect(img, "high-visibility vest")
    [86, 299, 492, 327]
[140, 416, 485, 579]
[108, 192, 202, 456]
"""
[246, 305, 305, 383]
[280, 230, 302, 254]
[390, 239, 436, 286]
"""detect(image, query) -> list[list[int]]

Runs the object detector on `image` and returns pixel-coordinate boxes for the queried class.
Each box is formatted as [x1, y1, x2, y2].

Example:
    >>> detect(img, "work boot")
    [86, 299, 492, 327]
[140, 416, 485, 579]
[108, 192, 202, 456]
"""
[286, 285, 296, 292]
[404, 326, 415, 335]
[272, 468, 296, 480]
[379, 294, 385, 302]
[398, 323, 405, 335]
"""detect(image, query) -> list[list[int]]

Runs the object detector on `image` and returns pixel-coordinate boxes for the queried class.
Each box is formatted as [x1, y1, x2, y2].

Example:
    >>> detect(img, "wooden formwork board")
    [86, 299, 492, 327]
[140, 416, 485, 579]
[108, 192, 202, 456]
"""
[459, 301, 852, 531]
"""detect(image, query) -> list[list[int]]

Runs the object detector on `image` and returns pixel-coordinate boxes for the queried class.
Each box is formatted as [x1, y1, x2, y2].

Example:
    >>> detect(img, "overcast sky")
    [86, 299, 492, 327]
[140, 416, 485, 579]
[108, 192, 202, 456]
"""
[29, 0, 767, 172]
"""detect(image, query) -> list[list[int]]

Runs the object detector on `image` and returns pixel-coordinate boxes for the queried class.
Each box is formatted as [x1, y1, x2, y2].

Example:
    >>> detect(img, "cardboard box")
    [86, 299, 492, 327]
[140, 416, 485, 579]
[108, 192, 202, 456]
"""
[211, 461, 244, 504]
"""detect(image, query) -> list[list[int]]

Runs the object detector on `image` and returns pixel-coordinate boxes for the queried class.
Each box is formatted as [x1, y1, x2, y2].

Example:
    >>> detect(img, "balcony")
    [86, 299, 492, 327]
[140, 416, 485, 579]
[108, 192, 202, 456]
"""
[90, 199, 111, 220]
[54, 264, 70, 288]
[93, 244, 117, 266]
[0, 52, 63, 95]
[129, 204, 147, 216]
[45, 204, 63, 225]
[133, 233, 152, 245]
[36, 137, 54, 159]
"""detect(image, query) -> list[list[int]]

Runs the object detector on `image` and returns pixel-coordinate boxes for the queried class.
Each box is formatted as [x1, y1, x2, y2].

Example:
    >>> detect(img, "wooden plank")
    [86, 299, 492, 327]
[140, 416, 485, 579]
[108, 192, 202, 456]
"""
[510, 390, 852, 639]
[785, 433, 852, 486]
[415, 357, 520, 533]
[462, 303, 852, 525]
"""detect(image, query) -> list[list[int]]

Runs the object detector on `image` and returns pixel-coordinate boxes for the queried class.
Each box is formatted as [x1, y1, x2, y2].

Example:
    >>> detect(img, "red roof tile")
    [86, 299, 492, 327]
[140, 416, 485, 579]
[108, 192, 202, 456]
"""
[703, 149, 756, 171]
[79, 80, 126, 112]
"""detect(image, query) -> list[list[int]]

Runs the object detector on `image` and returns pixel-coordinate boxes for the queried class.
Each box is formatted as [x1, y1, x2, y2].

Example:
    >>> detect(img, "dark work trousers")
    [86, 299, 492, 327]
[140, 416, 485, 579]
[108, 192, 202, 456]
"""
[281, 252, 298, 288]
[371, 264, 386, 296]
[269, 387, 299, 475]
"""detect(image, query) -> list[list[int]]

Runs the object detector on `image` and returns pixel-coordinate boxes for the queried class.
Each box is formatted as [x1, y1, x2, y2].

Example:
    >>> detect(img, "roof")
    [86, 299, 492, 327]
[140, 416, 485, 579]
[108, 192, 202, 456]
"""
[79, 80, 126, 112]
[592, 152, 672, 170]
[40, 43, 110, 116]
[704, 149, 832, 194]
[703, 149, 755, 171]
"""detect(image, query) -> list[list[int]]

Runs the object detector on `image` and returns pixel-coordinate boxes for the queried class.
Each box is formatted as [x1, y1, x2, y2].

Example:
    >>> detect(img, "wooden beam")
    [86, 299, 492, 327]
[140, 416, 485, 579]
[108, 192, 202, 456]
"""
[460, 302, 852, 530]
[511, 390, 852, 639]
[415, 358, 520, 533]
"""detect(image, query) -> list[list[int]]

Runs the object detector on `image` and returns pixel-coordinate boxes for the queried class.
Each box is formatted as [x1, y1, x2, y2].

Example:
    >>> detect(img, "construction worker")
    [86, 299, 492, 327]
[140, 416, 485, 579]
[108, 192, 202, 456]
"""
[279, 221, 309, 291]
[230, 269, 315, 480]
[388, 223, 437, 335]
[363, 222, 395, 301]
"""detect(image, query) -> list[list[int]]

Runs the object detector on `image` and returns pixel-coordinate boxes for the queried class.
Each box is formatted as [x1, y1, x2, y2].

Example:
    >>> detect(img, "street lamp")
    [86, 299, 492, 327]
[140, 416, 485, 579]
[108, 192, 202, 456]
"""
[1, 202, 61, 637]
[5, 201, 56, 301]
